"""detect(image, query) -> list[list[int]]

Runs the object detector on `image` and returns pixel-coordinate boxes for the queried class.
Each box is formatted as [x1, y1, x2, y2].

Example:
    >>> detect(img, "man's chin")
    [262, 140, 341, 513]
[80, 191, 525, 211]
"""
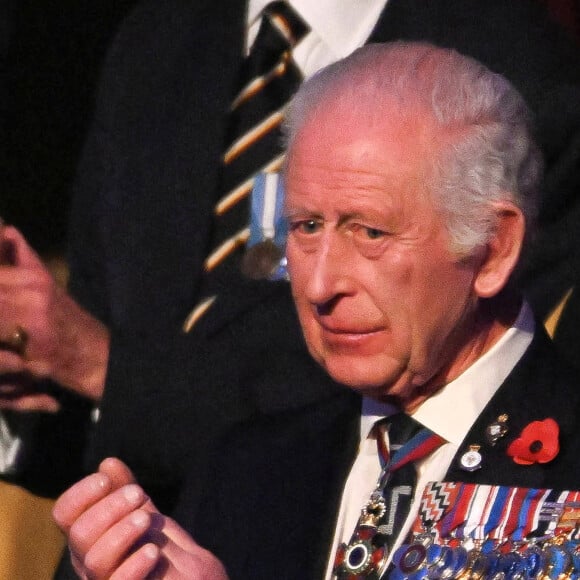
[315, 357, 417, 405]
[320, 360, 392, 396]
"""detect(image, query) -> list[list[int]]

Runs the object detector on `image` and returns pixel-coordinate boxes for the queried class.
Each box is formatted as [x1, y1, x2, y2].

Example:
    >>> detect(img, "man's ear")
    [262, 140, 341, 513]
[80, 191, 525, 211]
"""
[474, 201, 525, 299]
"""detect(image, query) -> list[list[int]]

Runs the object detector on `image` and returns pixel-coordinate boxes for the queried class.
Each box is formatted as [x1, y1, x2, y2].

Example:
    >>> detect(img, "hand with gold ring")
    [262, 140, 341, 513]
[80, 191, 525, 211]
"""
[0, 225, 110, 411]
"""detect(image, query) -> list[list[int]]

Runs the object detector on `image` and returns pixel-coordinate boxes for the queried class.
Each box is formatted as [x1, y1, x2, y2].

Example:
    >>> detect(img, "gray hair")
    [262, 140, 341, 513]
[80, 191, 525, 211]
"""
[284, 42, 543, 257]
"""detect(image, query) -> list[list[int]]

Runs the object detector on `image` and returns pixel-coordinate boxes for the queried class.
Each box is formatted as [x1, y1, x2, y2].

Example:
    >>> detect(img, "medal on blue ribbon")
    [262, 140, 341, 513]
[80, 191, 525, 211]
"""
[389, 482, 580, 580]
[242, 172, 288, 280]
[335, 429, 446, 579]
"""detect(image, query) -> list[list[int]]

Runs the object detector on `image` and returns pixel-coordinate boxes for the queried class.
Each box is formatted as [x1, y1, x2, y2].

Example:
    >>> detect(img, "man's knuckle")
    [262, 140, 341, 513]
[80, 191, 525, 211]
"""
[83, 550, 108, 580]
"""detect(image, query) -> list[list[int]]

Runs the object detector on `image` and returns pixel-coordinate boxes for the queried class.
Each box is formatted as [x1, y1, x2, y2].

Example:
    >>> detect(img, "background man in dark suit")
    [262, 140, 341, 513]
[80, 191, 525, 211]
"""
[53, 41, 580, 580]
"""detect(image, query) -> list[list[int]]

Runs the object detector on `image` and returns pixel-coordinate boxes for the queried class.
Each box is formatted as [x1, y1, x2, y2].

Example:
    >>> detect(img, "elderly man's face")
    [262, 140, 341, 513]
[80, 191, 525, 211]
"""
[284, 109, 485, 407]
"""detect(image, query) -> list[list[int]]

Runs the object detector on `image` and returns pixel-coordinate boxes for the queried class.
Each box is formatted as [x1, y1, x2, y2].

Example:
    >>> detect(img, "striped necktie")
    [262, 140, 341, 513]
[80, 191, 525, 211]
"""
[333, 414, 446, 579]
[184, 2, 309, 332]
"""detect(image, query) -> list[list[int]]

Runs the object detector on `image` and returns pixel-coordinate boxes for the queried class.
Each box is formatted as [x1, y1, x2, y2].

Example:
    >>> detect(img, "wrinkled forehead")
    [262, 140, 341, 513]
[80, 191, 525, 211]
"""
[285, 99, 441, 187]
[288, 86, 440, 151]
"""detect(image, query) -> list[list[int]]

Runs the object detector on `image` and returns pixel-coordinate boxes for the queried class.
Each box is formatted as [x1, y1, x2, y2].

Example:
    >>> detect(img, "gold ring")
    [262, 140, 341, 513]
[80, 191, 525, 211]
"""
[1, 325, 29, 356]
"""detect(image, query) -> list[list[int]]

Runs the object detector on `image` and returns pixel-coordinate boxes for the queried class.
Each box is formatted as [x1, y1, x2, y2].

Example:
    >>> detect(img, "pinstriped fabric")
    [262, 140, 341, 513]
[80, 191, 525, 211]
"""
[184, 2, 309, 332]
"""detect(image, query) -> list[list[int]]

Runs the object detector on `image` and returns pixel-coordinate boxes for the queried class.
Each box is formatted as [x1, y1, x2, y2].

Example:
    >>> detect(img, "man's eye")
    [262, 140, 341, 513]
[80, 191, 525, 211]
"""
[293, 219, 321, 234]
[365, 227, 385, 240]
[351, 224, 386, 240]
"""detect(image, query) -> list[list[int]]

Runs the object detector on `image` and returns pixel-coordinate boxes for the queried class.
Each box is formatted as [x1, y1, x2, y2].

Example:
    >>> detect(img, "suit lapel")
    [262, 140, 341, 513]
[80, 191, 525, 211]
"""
[193, 390, 361, 580]
[445, 327, 580, 490]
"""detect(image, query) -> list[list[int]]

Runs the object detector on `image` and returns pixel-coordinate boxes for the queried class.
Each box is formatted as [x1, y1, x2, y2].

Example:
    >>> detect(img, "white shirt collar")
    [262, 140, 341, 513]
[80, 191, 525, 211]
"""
[289, 0, 387, 59]
[248, 0, 388, 67]
[360, 301, 535, 444]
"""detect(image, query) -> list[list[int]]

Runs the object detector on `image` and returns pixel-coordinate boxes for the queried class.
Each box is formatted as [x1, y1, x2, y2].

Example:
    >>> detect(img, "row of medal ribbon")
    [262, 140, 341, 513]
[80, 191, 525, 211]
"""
[388, 481, 580, 579]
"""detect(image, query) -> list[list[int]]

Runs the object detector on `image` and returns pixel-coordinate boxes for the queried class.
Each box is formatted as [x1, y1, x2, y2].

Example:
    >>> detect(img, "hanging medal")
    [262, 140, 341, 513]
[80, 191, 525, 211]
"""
[456, 485, 505, 579]
[242, 172, 288, 280]
[334, 428, 446, 579]
[392, 482, 580, 580]
[333, 489, 390, 579]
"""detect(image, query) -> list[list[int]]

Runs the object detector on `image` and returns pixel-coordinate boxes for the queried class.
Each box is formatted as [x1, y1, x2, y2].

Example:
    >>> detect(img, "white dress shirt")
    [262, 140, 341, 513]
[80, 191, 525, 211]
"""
[0, 416, 20, 474]
[247, 0, 389, 77]
[324, 302, 535, 579]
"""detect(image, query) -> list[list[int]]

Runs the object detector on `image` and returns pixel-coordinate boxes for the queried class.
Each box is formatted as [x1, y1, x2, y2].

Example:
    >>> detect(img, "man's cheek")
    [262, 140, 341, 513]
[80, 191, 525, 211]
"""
[299, 315, 323, 354]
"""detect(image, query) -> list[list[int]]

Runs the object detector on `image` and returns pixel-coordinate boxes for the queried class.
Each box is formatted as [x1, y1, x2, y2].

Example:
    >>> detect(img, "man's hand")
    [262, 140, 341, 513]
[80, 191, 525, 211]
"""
[53, 458, 229, 579]
[0, 225, 110, 409]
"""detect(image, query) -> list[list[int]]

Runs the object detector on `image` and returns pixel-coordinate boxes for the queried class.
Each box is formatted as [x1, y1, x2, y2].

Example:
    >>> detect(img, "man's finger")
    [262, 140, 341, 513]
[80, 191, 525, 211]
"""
[109, 543, 160, 580]
[0, 392, 61, 412]
[77, 509, 156, 580]
[53, 473, 112, 534]
[0, 226, 45, 270]
[0, 349, 26, 373]
[66, 484, 149, 558]
[98, 457, 137, 489]
[99, 457, 161, 515]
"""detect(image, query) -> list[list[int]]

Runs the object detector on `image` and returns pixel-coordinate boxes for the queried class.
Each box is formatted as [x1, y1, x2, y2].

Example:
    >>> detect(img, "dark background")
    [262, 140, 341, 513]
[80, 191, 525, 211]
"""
[1, 0, 138, 258]
[1, 0, 579, 261]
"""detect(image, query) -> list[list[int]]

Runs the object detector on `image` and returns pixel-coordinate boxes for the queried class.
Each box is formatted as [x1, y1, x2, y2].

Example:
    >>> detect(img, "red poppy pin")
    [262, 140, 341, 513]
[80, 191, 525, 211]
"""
[506, 418, 559, 465]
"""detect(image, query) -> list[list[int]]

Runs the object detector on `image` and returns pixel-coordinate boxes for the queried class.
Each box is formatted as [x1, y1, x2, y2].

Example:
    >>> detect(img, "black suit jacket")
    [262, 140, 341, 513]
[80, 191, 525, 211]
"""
[52, 0, 579, 512]
[182, 329, 580, 580]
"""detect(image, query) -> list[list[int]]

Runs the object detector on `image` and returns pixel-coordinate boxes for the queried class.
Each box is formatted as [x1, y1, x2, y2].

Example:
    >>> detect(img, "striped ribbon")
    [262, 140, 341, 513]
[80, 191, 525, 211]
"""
[417, 482, 578, 545]
[333, 418, 446, 579]
[378, 427, 446, 489]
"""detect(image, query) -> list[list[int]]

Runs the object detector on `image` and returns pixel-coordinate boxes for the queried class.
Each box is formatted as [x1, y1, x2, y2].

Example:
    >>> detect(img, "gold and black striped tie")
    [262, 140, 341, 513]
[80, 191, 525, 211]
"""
[184, 2, 309, 331]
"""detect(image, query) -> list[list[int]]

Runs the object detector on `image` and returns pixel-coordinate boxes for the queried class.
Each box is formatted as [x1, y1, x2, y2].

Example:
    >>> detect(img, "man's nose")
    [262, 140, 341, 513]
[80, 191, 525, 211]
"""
[304, 235, 356, 307]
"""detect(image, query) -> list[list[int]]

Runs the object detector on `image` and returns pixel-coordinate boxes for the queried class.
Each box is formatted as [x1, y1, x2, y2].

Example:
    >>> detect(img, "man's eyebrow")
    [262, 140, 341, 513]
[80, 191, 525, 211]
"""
[283, 207, 323, 218]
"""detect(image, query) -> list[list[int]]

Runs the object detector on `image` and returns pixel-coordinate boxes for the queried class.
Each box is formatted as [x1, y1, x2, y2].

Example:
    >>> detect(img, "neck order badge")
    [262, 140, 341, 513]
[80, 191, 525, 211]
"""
[334, 414, 446, 579]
